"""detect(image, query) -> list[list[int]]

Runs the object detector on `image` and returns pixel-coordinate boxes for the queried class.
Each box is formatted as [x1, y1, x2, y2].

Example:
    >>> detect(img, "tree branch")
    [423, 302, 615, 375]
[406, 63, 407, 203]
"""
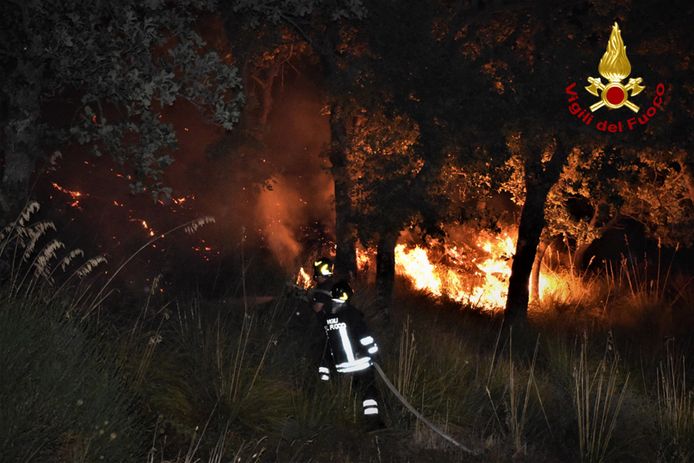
[278, 12, 321, 55]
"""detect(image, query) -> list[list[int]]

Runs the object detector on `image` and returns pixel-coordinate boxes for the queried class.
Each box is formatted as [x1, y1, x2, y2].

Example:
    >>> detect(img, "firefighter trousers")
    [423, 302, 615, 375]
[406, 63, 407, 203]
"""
[351, 366, 380, 417]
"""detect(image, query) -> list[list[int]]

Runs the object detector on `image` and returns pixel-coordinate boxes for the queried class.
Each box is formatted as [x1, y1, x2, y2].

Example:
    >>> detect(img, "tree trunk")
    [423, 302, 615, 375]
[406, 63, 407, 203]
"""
[328, 102, 356, 277]
[505, 139, 569, 326]
[505, 184, 548, 325]
[375, 231, 398, 308]
[270, 21, 357, 278]
[530, 238, 549, 303]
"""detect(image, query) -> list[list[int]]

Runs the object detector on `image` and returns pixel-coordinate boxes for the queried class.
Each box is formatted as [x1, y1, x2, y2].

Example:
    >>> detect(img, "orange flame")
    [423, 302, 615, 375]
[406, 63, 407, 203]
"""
[395, 245, 443, 296]
[393, 228, 560, 310]
[52, 182, 83, 198]
[295, 267, 312, 289]
[294, 228, 563, 311]
[357, 248, 371, 271]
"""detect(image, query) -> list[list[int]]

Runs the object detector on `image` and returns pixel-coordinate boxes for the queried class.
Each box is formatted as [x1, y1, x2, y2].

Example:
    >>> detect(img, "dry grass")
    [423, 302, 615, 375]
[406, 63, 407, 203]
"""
[656, 343, 694, 461]
[3, 213, 694, 461]
[573, 334, 630, 463]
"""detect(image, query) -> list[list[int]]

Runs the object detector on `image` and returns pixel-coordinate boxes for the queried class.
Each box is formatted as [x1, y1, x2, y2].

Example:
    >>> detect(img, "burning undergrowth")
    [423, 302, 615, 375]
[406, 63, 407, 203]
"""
[296, 224, 565, 312]
[391, 228, 521, 310]
[389, 227, 562, 311]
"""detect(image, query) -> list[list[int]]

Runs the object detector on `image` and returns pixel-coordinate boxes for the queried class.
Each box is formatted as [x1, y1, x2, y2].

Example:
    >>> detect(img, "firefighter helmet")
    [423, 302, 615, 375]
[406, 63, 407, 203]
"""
[331, 281, 353, 303]
[313, 257, 334, 278]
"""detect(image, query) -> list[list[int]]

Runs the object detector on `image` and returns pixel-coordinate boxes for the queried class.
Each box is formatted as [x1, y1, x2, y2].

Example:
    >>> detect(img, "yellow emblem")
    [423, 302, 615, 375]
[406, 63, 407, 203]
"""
[585, 22, 645, 113]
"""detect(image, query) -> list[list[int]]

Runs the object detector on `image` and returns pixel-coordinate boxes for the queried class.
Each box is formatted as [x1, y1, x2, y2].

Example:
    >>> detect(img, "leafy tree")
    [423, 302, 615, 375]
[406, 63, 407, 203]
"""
[358, 0, 690, 322]
[357, 0, 509, 305]
[348, 110, 421, 302]
[504, 142, 694, 303]
[501, 144, 617, 301]
[222, 13, 310, 129]
[452, 0, 692, 324]
[0, 0, 243, 216]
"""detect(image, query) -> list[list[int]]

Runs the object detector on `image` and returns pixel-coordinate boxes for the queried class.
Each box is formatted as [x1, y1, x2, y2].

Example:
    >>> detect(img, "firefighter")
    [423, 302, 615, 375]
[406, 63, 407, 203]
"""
[317, 280, 385, 430]
[310, 257, 335, 317]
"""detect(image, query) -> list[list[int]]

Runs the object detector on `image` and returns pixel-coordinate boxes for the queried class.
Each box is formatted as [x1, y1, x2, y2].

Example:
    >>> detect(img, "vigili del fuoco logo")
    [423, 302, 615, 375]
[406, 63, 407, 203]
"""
[565, 22, 667, 133]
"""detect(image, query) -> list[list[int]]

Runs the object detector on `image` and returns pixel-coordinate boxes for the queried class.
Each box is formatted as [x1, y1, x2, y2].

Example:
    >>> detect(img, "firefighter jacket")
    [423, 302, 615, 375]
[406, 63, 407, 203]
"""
[317, 300, 379, 381]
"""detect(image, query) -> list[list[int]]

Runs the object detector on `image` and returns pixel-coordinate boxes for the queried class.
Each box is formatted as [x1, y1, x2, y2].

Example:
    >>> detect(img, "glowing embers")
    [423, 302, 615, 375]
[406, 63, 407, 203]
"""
[51, 182, 85, 208]
[190, 239, 219, 262]
[141, 220, 155, 237]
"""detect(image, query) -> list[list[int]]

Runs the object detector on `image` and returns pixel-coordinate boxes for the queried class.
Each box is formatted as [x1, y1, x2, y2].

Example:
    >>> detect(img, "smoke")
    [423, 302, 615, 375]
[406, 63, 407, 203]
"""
[249, 67, 334, 269]
[256, 177, 304, 267]
[153, 55, 334, 270]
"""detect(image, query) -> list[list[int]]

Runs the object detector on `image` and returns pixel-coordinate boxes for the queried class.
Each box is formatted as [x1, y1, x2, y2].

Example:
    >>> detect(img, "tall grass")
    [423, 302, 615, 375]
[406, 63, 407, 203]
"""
[600, 241, 694, 332]
[537, 263, 604, 313]
[505, 334, 545, 456]
[0, 202, 99, 298]
[3, 203, 694, 461]
[573, 334, 630, 463]
[0, 298, 142, 461]
[395, 315, 419, 400]
[480, 329, 550, 458]
[139, 299, 293, 438]
[146, 414, 268, 463]
[656, 344, 694, 461]
[0, 202, 142, 460]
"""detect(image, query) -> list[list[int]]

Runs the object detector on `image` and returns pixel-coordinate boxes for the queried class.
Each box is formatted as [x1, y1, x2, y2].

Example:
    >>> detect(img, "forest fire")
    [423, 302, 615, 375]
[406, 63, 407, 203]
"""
[392, 228, 564, 310]
[296, 228, 563, 311]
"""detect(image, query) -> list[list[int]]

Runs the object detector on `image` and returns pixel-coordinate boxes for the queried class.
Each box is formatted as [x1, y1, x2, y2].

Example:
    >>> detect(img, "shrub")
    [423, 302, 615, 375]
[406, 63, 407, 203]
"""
[0, 297, 143, 462]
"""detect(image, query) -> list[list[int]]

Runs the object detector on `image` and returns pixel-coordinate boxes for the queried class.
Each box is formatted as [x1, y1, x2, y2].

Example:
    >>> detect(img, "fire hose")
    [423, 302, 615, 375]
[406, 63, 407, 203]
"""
[372, 362, 480, 456]
[285, 283, 480, 455]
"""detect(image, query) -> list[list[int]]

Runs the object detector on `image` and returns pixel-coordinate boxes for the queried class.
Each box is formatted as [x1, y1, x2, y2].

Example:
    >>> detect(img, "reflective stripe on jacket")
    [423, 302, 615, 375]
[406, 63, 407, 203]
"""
[321, 301, 378, 374]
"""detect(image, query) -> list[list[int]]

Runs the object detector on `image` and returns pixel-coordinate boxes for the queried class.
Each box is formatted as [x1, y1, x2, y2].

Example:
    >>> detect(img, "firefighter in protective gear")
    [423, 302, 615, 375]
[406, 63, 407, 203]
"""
[317, 281, 384, 425]
[311, 257, 334, 315]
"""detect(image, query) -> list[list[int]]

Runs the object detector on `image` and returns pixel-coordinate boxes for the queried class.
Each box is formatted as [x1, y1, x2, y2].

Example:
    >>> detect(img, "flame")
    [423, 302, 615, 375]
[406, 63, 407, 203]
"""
[357, 248, 371, 271]
[393, 228, 560, 311]
[293, 228, 564, 311]
[395, 246, 443, 296]
[598, 22, 631, 83]
[295, 267, 312, 289]
[52, 183, 83, 198]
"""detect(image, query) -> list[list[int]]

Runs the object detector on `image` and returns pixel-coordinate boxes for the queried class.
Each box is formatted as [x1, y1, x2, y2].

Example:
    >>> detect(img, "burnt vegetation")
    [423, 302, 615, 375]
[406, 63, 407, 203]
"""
[0, 0, 693, 462]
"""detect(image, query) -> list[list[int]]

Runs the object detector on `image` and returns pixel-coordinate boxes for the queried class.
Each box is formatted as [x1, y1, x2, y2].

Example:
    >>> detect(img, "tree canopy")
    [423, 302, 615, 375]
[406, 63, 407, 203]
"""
[0, 0, 243, 211]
